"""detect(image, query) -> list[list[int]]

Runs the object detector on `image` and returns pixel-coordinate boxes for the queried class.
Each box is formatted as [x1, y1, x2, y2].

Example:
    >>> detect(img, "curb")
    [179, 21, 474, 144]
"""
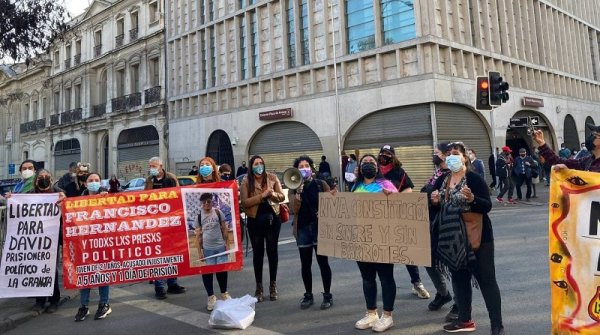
[0, 292, 78, 333]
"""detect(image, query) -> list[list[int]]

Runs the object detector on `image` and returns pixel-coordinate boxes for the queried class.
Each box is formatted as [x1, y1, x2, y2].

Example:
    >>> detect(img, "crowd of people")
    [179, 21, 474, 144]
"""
[7, 123, 600, 334]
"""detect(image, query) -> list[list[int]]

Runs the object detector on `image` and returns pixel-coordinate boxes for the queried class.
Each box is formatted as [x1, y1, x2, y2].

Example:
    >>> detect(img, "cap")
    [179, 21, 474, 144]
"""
[586, 123, 600, 133]
[379, 145, 395, 155]
[501, 146, 512, 153]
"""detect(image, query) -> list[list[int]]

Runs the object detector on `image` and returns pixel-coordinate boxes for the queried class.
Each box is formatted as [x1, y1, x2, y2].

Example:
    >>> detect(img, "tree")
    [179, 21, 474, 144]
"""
[0, 0, 69, 64]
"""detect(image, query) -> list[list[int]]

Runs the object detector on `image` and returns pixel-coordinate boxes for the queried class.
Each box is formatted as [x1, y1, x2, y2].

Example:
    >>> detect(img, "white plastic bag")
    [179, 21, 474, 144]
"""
[208, 294, 258, 330]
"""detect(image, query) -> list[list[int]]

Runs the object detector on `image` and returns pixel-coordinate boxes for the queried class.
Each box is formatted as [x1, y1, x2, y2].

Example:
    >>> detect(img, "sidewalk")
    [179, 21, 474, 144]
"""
[491, 180, 550, 209]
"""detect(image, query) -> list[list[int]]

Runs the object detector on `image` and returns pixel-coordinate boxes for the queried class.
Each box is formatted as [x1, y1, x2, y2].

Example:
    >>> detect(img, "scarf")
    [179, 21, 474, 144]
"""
[434, 203, 476, 273]
[13, 176, 35, 194]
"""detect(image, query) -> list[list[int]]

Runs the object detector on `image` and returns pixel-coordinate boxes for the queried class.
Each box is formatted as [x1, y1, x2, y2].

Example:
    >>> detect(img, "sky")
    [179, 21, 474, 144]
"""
[65, 0, 91, 17]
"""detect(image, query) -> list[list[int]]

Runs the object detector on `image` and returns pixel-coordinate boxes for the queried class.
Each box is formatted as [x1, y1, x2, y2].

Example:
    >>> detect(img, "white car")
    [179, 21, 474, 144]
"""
[121, 177, 146, 192]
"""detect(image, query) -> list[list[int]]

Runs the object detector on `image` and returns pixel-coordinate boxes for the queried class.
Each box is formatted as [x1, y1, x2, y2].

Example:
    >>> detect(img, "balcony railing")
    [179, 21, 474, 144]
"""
[61, 108, 82, 125]
[92, 103, 106, 117]
[64, 58, 71, 69]
[129, 28, 138, 41]
[144, 86, 162, 105]
[112, 92, 142, 112]
[50, 114, 59, 126]
[94, 44, 102, 57]
[115, 34, 124, 48]
[20, 118, 46, 133]
[74, 54, 81, 65]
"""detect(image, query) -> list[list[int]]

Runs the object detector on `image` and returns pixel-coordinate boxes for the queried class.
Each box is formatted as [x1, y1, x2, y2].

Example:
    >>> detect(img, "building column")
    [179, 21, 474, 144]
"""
[88, 131, 98, 169]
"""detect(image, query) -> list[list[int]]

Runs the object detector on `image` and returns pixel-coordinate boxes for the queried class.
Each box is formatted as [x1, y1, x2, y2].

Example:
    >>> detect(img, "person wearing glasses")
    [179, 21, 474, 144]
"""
[430, 142, 504, 335]
[533, 125, 600, 172]
[218, 163, 233, 180]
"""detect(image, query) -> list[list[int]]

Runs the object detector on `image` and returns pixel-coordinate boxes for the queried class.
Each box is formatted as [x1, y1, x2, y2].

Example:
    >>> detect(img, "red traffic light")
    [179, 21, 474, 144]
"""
[480, 81, 489, 90]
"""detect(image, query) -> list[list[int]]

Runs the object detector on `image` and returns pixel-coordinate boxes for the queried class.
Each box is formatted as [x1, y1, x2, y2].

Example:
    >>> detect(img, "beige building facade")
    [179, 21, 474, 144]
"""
[0, 0, 167, 181]
[165, 0, 600, 184]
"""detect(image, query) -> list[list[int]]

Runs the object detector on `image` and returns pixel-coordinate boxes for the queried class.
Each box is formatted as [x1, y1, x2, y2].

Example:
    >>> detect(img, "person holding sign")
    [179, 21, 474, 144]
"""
[430, 142, 504, 335]
[241, 155, 286, 302]
[12, 159, 37, 194]
[351, 154, 398, 332]
[75, 172, 112, 321]
[195, 157, 232, 311]
[532, 125, 600, 172]
[290, 155, 333, 310]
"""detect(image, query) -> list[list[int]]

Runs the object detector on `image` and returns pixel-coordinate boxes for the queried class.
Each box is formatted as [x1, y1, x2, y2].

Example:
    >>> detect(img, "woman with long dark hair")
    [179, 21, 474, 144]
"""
[240, 155, 285, 302]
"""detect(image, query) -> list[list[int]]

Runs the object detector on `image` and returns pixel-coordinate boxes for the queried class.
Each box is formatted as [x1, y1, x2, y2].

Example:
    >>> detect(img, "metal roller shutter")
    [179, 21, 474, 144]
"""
[118, 145, 159, 181]
[435, 103, 491, 183]
[343, 104, 434, 186]
[54, 153, 81, 177]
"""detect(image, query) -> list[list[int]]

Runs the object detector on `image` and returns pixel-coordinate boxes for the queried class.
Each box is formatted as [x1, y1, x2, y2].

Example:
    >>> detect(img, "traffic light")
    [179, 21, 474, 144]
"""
[476, 76, 492, 111]
[489, 71, 510, 106]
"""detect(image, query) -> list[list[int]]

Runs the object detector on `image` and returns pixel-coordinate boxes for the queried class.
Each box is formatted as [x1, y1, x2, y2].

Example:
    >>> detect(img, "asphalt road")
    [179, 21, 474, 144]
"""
[6, 200, 551, 335]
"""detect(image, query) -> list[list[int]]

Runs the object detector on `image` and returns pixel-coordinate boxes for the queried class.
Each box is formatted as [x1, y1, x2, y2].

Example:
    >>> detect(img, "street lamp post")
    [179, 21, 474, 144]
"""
[329, 1, 343, 186]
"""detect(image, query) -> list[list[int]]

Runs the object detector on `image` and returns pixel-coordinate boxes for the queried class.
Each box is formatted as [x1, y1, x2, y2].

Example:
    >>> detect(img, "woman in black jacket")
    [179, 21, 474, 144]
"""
[430, 142, 504, 335]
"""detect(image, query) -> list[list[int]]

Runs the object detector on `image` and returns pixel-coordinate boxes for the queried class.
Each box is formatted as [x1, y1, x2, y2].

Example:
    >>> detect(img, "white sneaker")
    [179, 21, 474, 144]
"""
[221, 292, 231, 300]
[372, 314, 394, 332]
[355, 311, 379, 330]
[412, 282, 430, 299]
[207, 295, 217, 311]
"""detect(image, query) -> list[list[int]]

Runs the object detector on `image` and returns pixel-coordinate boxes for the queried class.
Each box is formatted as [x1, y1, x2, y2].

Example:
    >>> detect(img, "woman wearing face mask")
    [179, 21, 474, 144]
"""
[430, 142, 504, 335]
[377, 145, 430, 300]
[352, 154, 398, 332]
[13, 159, 37, 194]
[240, 155, 285, 302]
[290, 155, 333, 310]
[195, 157, 232, 311]
[74, 172, 112, 322]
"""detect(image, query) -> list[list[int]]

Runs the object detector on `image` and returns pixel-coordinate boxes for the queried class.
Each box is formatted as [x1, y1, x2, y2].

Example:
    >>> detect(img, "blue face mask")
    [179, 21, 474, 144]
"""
[252, 164, 264, 175]
[87, 182, 101, 193]
[300, 168, 312, 180]
[445, 155, 464, 172]
[149, 168, 159, 177]
[199, 165, 213, 177]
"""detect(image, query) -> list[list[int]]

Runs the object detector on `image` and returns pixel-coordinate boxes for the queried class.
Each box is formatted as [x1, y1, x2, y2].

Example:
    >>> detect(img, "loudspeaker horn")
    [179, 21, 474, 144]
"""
[283, 168, 303, 189]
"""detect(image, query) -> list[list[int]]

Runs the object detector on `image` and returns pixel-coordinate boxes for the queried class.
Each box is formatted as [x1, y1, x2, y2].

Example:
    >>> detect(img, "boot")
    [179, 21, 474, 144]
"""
[254, 283, 264, 302]
[269, 281, 278, 301]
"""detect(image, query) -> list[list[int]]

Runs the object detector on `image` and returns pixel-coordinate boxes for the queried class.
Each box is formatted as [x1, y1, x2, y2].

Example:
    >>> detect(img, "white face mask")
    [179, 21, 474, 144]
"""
[21, 169, 35, 179]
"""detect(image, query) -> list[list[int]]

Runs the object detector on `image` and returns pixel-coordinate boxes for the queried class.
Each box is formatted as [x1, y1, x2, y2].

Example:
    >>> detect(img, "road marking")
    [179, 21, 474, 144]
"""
[111, 287, 283, 335]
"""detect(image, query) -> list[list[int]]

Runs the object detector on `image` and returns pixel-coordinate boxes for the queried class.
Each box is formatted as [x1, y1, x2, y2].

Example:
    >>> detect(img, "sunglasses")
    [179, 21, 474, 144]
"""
[202, 199, 213, 204]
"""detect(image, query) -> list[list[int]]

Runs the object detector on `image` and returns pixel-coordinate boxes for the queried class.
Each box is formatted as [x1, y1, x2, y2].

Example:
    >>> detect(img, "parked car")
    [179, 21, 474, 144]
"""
[0, 178, 20, 197]
[121, 177, 146, 191]
[177, 175, 198, 186]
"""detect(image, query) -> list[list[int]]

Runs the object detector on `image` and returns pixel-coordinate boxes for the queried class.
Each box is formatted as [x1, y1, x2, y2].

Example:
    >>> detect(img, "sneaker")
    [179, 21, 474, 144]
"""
[45, 303, 59, 314]
[221, 292, 232, 300]
[491, 326, 505, 335]
[372, 314, 394, 332]
[445, 304, 459, 322]
[32, 302, 45, 312]
[74, 306, 89, 322]
[167, 284, 186, 294]
[300, 293, 314, 309]
[428, 292, 452, 311]
[155, 289, 167, 300]
[94, 303, 112, 320]
[412, 282, 430, 299]
[207, 295, 217, 311]
[496, 197, 503, 202]
[443, 320, 476, 332]
[355, 311, 379, 330]
[507, 198, 516, 204]
[320, 292, 333, 310]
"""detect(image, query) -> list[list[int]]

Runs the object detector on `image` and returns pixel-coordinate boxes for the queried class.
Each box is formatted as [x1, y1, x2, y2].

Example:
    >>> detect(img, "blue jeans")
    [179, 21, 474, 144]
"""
[296, 222, 318, 248]
[204, 245, 228, 265]
[357, 261, 396, 312]
[155, 278, 178, 291]
[80, 286, 109, 307]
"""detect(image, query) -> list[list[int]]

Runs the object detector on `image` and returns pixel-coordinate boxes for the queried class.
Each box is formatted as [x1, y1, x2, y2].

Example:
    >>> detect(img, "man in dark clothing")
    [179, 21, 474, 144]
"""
[145, 157, 185, 299]
[57, 162, 77, 190]
[488, 148, 498, 188]
[533, 125, 600, 172]
[236, 161, 248, 177]
[189, 165, 199, 175]
[575, 142, 591, 159]
[318, 156, 331, 178]
[512, 148, 536, 201]
[558, 143, 571, 159]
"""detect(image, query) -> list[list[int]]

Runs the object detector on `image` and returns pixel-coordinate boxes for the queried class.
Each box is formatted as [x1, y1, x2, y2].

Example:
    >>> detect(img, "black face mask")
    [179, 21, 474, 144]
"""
[585, 134, 596, 152]
[379, 155, 392, 165]
[37, 177, 51, 190]
[361, 163, 377, 179]
[78, 174, 88, 182]
[221, 174, 231, 180]
[432, 155, 443, 166]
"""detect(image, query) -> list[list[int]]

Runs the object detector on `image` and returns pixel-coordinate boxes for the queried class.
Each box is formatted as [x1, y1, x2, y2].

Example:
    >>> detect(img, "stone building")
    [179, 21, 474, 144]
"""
[166, 0, 600, 184]
[0, 0, 167, 181]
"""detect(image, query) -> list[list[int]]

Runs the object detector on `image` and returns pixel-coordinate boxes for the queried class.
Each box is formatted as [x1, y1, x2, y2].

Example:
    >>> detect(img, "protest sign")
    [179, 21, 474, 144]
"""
[549, 169, 600, 334]
[62, 181, 242, 289]
[317, 192, 431, 266]
[0, 194, 61, 298]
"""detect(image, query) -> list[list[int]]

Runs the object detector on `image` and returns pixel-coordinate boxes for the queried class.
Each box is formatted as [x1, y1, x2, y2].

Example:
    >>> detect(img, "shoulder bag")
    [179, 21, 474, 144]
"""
[445, 177, 483, 251]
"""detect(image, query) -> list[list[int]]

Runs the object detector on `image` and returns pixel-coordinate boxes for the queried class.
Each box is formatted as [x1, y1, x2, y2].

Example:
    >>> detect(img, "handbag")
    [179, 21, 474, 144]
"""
[279, 203, 290, 223]
[461, 212, 483, 250]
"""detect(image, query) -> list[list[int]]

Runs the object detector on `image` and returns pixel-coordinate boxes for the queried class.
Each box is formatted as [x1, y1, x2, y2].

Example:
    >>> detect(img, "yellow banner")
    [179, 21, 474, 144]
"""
[549, 169, 600, 334]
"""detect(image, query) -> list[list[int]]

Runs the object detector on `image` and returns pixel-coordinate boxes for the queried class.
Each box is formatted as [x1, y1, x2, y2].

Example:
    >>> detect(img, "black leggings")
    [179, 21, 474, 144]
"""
[247, 217, 281, 283]
[202, 272, 228, 296]
[299, 245, 332, 294]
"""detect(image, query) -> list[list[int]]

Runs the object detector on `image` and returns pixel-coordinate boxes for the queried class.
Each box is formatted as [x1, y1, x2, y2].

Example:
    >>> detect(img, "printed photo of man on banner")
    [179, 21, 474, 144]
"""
[0, 194, 61, 298]
[61, 181, 242, 290]
[549, 169, 600, 334]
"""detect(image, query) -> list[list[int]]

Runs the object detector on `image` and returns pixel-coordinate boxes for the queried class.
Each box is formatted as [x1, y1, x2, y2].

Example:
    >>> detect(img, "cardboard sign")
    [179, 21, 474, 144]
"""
[0, 194, 61, 298]
[549, 169, 600, 333]
[317, 192, 431, 266]
[62, 181, 242, 289]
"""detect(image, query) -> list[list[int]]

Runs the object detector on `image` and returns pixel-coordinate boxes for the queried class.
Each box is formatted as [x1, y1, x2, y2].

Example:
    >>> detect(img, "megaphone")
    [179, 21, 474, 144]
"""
[283, 168, 303, 189]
